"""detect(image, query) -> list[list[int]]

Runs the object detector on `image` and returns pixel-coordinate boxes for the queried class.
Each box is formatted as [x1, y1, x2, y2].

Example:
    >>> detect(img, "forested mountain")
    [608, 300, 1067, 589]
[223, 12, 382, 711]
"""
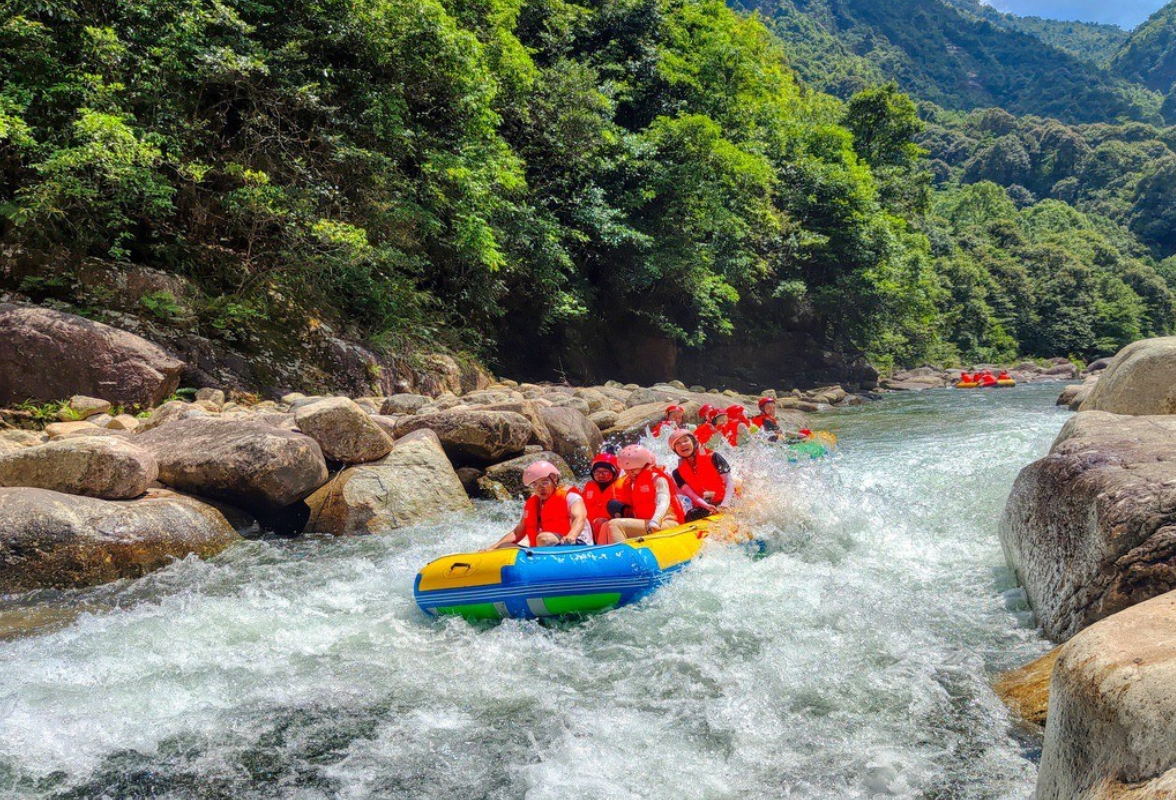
[735, 0, 1161, 123]
[942, 0, 1129, 67]
[1112, 2, 1176, 93]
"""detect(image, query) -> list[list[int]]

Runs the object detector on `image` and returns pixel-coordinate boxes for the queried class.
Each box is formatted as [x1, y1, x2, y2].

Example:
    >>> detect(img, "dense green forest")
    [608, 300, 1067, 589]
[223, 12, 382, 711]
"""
[1112, 3, 1176, 93]
[942, 0, 1129, 66]
[2, 0, 1176, 380]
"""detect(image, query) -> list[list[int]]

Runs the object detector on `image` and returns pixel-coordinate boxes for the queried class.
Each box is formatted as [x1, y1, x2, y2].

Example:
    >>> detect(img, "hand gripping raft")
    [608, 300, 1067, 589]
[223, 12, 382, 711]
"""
[413, 517, 716, 621]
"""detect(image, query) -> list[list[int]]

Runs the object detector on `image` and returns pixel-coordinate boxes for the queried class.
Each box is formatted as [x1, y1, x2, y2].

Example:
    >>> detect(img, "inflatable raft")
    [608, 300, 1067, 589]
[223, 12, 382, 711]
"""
[786, 430, 838, 460]
[955, 380, 979, 389]
[414, 518, 714, 621]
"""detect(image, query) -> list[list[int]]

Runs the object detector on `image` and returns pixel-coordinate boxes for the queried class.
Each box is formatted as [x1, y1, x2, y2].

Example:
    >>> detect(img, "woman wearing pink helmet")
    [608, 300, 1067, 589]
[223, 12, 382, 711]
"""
[668, 429, 733, 517]
[486, 460, 590, 550]
[603, 445, 685, 543]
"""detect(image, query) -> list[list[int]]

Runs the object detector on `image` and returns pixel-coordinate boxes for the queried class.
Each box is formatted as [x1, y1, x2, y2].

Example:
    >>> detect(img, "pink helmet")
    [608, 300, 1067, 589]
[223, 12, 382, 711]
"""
[667, 429, 697, 449]
[617, 444, 656, 472]
[522, 460, 561, 487]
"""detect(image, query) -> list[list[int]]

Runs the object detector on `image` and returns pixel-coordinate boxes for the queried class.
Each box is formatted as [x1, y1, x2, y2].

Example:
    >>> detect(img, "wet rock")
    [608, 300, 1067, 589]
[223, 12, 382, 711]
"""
[1081, 337, 1176, 415]
[0, 438, 158, 500]
[538, 407, 603, 472]
[392, 409, 531, 465]
[304, 429, 472, 535]
[0, 303, 184, 407]
[455, 467, 483, 496]
[294, 397, 393, 464]
[1036, 591, 1176, 800]
[604, 402, 670, 439]
[483, 451, 575, 498]
[993, 648, 1060, 729]
[476, 477, 512, 501]
[0, 487, 239, 592]
[135, 417, 329, 513]
[1000, 411, 1176, 641]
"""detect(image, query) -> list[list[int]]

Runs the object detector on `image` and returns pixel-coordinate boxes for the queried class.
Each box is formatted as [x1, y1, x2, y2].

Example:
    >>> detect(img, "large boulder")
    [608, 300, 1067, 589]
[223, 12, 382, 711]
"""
[1080, 337, 1176, 415]
[603, 402, 669, 439]
[0, 487, 239, 592]
[304, 429, 473, 535]
[538, 407, 603, 472]
[134, 418, 329, 512]
[0, 303, 184, 407]
[476, 401, 554, 450]
[380, 394, 430, 415]
[1000, 411, 1176, 642]
[1036, 591, 1176, 799]
[0, 438, 158, 500]
[293, 397, 393, 464]
[392, 409, 531, 465]
[483, 451, 575, 498]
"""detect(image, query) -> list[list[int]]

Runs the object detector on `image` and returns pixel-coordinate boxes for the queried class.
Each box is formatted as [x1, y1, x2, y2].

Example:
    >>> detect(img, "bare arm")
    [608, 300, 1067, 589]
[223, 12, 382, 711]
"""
[564, 497, 589, 545]
[488, 518, 525, 550]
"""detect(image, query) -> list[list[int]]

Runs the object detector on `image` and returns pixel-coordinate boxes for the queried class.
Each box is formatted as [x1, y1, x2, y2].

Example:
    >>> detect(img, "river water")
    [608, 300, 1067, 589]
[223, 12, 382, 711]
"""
[0, 384, 1070, 799]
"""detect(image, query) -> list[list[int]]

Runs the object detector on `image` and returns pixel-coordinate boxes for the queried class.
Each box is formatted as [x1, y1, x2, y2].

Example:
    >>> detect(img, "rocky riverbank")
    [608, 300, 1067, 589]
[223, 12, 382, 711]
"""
[998, 336, 1176, 798]
[0, 302, 880, 595]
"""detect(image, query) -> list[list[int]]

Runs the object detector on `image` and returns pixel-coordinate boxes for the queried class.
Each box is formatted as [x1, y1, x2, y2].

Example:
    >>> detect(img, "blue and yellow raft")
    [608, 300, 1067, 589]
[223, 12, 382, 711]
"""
[413, 518, 715, 621]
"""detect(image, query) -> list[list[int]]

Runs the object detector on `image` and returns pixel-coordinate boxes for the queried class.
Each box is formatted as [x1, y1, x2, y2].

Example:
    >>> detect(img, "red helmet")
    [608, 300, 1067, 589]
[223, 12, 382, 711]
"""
[698, 404, 715, 420]
[709, 407, 729, 422]
[726, 404, 745, 417]
[665, 404, 684, 417]
[590, 452, 619, 475]
[617, 445, 656, 472]
[757, 397, 775, 410]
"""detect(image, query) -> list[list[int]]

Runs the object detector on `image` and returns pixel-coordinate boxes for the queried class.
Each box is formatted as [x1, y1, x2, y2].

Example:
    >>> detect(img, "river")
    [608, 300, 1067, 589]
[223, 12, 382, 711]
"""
[0, 384, 1070, 799]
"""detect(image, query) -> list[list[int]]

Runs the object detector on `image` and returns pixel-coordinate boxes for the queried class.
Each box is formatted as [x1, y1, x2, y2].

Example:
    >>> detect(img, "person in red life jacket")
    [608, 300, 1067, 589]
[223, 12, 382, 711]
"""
[958, 371, 972, 384]
[651, 405, 685, 438]
[487, 460, 589, 550]
[752, 397, 781, 434]
[694, 406, 722, 446]
[668, 429, 733, 519]
[603, 445, 685, 543]
[979, 369, 997, 386]
[722, 404, 749, 445]
[997, 370, 1011, 381]
[581, 452, 626, 544]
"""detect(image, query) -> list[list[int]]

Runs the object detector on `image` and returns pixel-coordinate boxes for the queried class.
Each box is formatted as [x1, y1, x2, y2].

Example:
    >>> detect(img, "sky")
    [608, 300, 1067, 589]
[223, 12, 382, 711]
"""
[984, 0, 1168, 28]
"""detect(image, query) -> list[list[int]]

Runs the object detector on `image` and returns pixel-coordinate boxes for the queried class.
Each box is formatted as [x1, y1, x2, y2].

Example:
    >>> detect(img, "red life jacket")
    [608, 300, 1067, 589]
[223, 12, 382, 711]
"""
[582, 476, 623, 522]
[694, 423, 717, 446]
[520, 486, 577, 547]
[651, 420, 677, 437]
[617, 466, 685, 526]
[719, 422, 741, 446]
[677, 448, 727, 505]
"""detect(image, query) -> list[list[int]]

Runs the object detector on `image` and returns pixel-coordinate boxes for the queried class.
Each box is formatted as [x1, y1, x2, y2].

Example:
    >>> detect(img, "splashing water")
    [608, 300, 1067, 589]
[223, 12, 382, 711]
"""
[0, 385, 1069, 799]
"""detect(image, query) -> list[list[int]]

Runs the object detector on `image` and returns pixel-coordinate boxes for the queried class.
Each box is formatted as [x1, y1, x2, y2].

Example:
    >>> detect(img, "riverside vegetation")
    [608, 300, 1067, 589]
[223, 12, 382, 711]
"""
[5, 0, 1176, 391]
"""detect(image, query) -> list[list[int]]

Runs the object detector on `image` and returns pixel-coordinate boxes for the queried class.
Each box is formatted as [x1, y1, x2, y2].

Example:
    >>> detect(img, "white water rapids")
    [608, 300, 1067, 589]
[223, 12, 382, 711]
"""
[0, 384, 1070, 799]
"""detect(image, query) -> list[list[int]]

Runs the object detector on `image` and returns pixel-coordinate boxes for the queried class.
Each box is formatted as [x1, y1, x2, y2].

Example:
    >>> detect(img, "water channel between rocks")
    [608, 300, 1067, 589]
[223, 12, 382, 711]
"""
[0, 384, 1071, 799]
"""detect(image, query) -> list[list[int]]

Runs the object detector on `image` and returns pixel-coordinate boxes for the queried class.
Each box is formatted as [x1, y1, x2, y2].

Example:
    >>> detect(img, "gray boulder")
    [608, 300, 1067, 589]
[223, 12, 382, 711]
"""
[0, 487, 239, 592]
[1081, 337, 1176, 415]
[0, 303, 183, 407]
[294, 397, 393, 464]
[538, 407, 603, 471]
[135, 417, 329, 512]
[63, 395, 112, 420]
[1000, 411, 1176, 642]
[392, 409, 531, 465]
[0, 438, 158, 500]
[483, 451, 575, 498]
[304, 429, 473, 535]
[1036, 591, 1176, 799]
[588, 410, 619, 432]
[380, 394, 430, 415]
[139, 400, 210, 432]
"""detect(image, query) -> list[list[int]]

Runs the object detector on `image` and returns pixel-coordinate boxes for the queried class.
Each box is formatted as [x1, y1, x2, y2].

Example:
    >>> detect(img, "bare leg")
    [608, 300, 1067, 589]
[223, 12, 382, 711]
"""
[607, 518, 649, 543]
[535, 532, 561, 546]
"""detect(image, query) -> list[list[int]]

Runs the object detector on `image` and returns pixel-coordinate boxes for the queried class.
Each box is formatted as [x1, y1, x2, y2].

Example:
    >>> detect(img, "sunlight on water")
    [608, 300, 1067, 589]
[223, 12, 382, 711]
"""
[0, 385, 1071, 799]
